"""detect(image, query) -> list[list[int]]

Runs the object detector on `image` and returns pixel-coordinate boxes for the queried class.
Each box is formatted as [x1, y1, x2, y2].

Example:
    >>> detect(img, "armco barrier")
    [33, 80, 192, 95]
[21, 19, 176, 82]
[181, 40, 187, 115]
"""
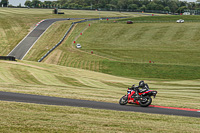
[38, 23, 74, 62]
[38, 17, 126, 62]
[0, 56, 16, 61]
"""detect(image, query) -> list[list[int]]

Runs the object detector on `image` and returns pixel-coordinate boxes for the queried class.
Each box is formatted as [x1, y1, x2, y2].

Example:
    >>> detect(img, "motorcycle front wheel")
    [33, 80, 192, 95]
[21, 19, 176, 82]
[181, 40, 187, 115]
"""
[119, 95, 128, 105]
[139, 96, 152, 107]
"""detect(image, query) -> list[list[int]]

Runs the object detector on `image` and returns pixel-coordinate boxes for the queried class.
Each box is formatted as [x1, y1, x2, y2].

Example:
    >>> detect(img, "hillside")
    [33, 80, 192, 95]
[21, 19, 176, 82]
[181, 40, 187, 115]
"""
[0, 60, 199, 132]
[0, 7, 136, 56]
[0, 60, 200, 109]
[25, 18, 200, 80]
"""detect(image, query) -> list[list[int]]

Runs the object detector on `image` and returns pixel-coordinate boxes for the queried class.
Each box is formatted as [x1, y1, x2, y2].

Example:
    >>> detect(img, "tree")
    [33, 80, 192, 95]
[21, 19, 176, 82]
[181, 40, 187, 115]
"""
[44, 1, 52, 8]
[141, 0, 150, 6]
[169, 1, 178, 13]
[164, 6, 170, 12]
[110, 0, 118, 5]
[140, 5, 146, 11]
[25, 0, 32, 7]
[132, 0, 142, 7]
[155, 4, 164, 10]
[128, 4, 138, 10]
[176, 6, 187, 13]
[106, 4, 117, 10]
[117, 0, 126, 9]
[59, 0, 68, 5]
[147, 2, 157, 10]
[1, 0, 8, 7]
[20, 0, 200, 11]
[32, 0, 41, 8]
[161, 0, 170, 7]
[127, 0, 134, 5]
[62, 2, 69, 8]
[188, 2, 196, 10]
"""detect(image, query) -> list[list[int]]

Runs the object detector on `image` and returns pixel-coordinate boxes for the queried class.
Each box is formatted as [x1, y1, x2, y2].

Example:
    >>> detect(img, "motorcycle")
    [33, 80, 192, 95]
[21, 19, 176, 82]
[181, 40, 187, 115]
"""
[119, 85, 157, 107]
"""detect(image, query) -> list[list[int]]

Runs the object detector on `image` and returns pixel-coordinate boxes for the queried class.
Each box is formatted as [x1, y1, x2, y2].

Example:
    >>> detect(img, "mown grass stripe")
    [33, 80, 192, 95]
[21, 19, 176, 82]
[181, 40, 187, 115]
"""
[10, 68, 44, 85]
[55, 75, 91, 88]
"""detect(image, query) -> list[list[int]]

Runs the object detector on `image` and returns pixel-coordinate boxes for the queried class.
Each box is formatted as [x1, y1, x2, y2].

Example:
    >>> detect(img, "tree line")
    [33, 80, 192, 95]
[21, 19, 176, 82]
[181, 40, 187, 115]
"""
[1, 0, 8, 7]
[1, 0, 200, 13]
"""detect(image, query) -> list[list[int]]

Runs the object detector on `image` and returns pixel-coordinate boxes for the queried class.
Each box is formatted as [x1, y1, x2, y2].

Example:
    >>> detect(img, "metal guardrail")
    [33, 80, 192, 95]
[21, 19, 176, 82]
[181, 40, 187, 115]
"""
[38, 17, 126, 62]
[38, 23, 74, 62]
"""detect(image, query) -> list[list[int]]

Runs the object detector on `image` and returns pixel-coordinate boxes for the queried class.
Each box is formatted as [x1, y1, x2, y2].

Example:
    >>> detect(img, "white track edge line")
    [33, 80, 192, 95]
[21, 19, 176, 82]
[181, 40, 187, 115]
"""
[21, 20, 55, 60]
[21, 19, 70, 60]
[7, 19, 47, 56]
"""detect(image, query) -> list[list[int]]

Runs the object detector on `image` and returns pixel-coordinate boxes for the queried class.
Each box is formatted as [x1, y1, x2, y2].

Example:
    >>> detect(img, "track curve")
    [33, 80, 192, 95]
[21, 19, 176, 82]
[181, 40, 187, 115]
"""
[8, 18, 80, 60]
[7, 17, 124, 60]
[0, 91, 199, 118]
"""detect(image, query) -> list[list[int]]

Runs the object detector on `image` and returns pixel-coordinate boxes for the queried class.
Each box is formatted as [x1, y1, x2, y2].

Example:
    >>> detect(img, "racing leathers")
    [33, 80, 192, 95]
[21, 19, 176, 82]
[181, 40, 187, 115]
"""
[129, 83, 149, 98]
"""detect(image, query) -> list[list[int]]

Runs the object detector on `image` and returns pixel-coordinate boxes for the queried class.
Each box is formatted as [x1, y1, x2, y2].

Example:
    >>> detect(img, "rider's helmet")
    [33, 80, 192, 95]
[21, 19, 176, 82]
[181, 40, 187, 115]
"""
[139, 80, 145, 88]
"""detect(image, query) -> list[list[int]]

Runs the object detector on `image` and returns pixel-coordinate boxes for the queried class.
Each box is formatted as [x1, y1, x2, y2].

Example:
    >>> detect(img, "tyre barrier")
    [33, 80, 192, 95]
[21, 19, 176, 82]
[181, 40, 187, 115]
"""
[0, 56, 16, 61]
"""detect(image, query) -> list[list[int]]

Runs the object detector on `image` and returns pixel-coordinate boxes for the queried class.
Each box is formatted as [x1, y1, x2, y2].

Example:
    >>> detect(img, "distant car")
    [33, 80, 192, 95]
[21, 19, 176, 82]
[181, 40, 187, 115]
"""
[176, 19, 184, 23]
[127, 20, 133, 24]
[76, 43, 81, 48]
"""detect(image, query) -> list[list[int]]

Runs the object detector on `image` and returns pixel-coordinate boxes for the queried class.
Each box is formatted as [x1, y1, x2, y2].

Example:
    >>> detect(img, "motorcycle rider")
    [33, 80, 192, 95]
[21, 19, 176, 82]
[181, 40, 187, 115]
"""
[129, 81, 149, 98]
[138, 80, 149, 92]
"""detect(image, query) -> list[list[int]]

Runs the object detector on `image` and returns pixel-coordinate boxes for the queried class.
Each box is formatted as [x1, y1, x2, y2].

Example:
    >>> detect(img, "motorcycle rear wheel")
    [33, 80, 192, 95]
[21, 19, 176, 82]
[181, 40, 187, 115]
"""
[139, 96, 152, 107]
[119, 95, 128, 105]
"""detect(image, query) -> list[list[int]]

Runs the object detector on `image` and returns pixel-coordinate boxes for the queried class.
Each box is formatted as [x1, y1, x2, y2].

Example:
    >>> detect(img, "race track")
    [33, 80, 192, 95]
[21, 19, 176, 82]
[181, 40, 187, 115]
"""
[8, 18, 78, 60]
[0, 91, 199, 118]
[7, 17, 121, 60]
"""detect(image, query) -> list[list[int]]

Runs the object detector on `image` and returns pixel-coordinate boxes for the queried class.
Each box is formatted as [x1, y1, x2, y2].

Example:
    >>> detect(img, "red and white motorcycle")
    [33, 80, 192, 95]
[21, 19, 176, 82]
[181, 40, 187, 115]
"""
[119, 85, 157, 107]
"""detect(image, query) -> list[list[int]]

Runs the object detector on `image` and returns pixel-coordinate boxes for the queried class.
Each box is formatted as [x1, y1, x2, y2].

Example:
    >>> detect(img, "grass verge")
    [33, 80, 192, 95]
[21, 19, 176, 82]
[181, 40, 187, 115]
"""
[0, 101, 199, 133]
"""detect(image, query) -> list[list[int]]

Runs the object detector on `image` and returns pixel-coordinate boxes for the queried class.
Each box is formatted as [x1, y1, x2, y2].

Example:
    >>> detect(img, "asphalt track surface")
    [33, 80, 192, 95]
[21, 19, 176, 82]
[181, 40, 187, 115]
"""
[0, 91, 199, 118]
[8, 18, 79, 60]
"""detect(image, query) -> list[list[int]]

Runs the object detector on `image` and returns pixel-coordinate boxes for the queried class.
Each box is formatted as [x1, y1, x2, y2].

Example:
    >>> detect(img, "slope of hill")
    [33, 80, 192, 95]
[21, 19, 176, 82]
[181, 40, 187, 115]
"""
[0, 7, 136, 56]
[0, 60, 199, 109]
[0, 60, 199, 132]
[25, 20, 200, 80]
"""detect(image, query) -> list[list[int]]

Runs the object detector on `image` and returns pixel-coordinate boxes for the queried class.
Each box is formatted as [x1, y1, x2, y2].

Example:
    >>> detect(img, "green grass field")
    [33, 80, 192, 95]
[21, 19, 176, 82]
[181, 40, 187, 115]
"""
[0, 8, 200, 132]
[0, 101, 200, 133]
[26, 19, 200, 80]
[76, 22, 200, 79]
[79, 22, 200, 66]
[1, 101, 199, 133]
